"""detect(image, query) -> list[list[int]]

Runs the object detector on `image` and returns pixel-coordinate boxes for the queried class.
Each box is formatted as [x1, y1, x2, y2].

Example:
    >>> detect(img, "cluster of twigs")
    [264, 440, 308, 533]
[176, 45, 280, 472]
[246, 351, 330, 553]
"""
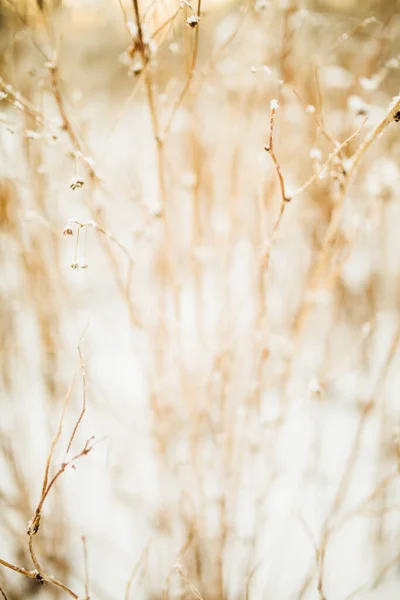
[1, 0, 400, 599]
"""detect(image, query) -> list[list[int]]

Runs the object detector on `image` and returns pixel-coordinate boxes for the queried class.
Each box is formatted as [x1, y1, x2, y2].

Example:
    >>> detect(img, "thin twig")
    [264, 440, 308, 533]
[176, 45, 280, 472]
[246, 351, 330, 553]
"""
[0, 556, 79, 599]
[102, 5, 181, 155]
[0, 558, 37, 580]
[132, 0, 146, 54]
[324, 16, 381, 60]
[315, 94, 400, 272]
[125, 539, 152, 600]
[82, 536, 90, 600]
[261, 100, 289, 270]
[162, 0, 202, 140]
[41, 378, 75, 509]
[66, 327, 89, 453]
[68, 220, 134, 264]
[264, 100, 288, 206]
[0, 584, 9, 600]
[176, 564, 204, 600]
[162, 532, 195, 600]
[0, 77, 55, 134]
[284, 94, 400, 366]
[371, 550, 400, 589]
[298, 319, 400, 599]
[290, 118, 367, 199]
[245, 559, 264, 600]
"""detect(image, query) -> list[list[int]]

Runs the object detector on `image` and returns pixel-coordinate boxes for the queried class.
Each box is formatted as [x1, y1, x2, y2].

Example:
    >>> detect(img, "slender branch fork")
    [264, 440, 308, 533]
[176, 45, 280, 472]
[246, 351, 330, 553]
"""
[0, 331, 95, 599]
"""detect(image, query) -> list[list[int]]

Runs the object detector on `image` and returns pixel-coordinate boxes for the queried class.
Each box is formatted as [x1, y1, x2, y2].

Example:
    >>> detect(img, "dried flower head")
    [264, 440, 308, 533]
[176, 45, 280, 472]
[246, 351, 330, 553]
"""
[63, 226, 74, 236]
[186, 16, 200, 28]
[69, 175, 85, 190]
[70, 260, 88, 270]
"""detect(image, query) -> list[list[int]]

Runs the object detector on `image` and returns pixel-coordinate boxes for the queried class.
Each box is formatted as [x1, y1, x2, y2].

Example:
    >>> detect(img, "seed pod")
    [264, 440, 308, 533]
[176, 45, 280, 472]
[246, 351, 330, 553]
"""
[69, 175, 85, 190]
[186, 16, 199, 28]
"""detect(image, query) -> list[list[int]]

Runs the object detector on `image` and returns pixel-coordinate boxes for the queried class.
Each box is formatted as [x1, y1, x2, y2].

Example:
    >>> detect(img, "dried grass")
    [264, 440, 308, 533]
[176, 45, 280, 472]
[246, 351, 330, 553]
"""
[0, 0, 400, 599]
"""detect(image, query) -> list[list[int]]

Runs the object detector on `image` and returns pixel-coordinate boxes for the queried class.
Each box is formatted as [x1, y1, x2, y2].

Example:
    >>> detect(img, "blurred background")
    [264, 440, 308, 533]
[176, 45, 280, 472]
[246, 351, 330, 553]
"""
[1, 0, 400, 598]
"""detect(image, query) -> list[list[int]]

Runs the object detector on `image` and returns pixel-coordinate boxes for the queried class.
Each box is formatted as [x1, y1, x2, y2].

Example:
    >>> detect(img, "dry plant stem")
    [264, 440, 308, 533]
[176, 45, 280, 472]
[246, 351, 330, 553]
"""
[299, 320, 400, 599]
[245, 560, 264, 600]
[262, 103, 289, 271]
[264, 104, 288, 208]
[374, 318, 400, 545]
[176, 564, 204, 600]
[297, 405, 373, 600]
[3, 0, 50, 58]
[189, 120, 204, 339]
[313, 62, 324, 132]
[290, 118, 367, 199]
[132, 0, 146, 52]
[0, 77, 51, 128]
[345, 549, 400, 599]
[123, 0, 177, 315]
[70, 216, 140, 324]
[39, 31, 142, 327]
[31, 330, 87, 536]
[24, 440, 101, 598]
[48, 61, 100, 177]
[143, 73, 182, 319]
[28, 440, 94, 577]
[330, 472, 397, 537]
[163, 0, 202, 140]
[371, 550, 400, 589]
[117, 0, 129, 28]
[102, 6, 181, 153]
[67, 338, 88, 454]
[285, 82, 342, 154]
[43, 576, 79, 599]
[41, 378, 75, 500]
[283, 96, 400, 411]
[324, 17, 380, 60]
[0, 556, 79, 599]
[144, 76, 167, 213]
[88, 188, 142, 326]
[141, 0, 162, 20]
[24, 380, 74, 568]
[162, 533, 194, 600]
[310, 95, 400, 286]
[0, 558, 38, 579]
[48, 64, 84, 161]
[279, 0, 297, 95]
[197, 0, 251, 81]
[28, 533, 44, 576]
[345, 583, 368, 599]
[82, 536, 90, 600]
[0, 584, 8, 600]
[318, 235, 357, 291]
[0, 439, 31, 527]
[151, 11, 182, 40]
[125, 539, 152, 600]
[31, 440, 94, 535]
[24, 333, 93, 598]
[40, 33, 134, 324]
